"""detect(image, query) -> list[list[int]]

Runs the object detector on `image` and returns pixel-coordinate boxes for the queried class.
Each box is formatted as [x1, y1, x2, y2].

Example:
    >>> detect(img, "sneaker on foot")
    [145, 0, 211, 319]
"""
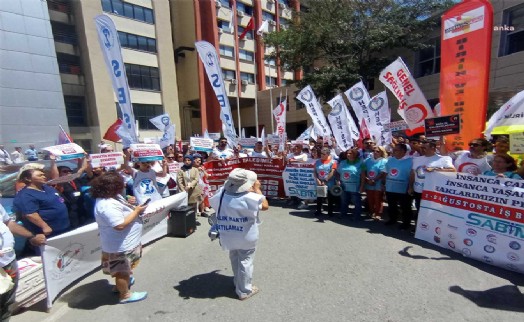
[119, 291, 148, 304]
[239, 286, 259, 301]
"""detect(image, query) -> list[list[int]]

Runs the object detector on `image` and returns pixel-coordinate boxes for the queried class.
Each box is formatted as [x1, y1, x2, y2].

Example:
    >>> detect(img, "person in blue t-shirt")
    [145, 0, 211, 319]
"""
[363, 146, 388, 221]
[13, 169, 70, 254]
[381, 143, 413, 229]
[336, 148, 364, 220]
[483, 153, 522, 179]
[313, 148, 338, 218]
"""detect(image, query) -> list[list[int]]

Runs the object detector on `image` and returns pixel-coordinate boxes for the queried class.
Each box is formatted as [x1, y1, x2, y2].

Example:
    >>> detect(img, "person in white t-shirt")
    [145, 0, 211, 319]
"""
[446, 138, 491, 175]
[286, 144, 308, 163]
[92, 172, 148, 304]
[248, 141, 270, 158]
[1, 204, 46, 320]
[210, 137, 235, 160]
[209, 168, 269, 301]
[408, 140, 455, 216]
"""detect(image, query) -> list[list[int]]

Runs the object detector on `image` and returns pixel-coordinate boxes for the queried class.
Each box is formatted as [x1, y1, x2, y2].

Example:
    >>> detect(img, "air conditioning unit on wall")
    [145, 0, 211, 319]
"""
[237, 11, 244, 17]
[279, 3, 286, 9]
[230, 79, 237, 84]
[215, 0, 221, 8]
[269, 20, 276, 26]
[218, 28, 223, 34]
[241, 80, 249, 85]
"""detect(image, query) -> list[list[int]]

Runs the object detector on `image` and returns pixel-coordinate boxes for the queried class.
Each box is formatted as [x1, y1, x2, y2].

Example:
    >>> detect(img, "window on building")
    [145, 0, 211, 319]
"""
[264, 56, 276, 66]
[118, 31, 157, 53]
[415, 37, 440, 78]
[280, 19, 290, 30]
[219, 45, 235, 58]
[217, 20, 232, 33]
[240, 72, 255, 83]
[51, 22, 77, 45]
[101, 0, 154, 24]
[133, 104, 164, 130]
[125, 63, 161, 91]
[237, 25, 253, 39]
[217, 0, 230, 8]
[265, 76, 277, 86]
[278, 0, 290, 5]
[239, 49, 254, 62]
[57, 53, 81, 74]
[236, 2, 253, 15]
[281, 79, 289, 86]
[64, 96, 86, 126]
[262, 11, 275, 22]
[499, 4, 524, 56]
[222, 69, 236, 80]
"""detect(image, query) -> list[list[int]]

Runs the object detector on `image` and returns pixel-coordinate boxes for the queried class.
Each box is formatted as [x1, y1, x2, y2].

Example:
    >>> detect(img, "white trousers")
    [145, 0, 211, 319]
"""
[229, 248, 256, 298]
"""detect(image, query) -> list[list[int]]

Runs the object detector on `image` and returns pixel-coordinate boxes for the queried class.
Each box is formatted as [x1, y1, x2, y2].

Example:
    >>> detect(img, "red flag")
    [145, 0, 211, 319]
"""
[440, 0, 493, 151]
[239, 17, 254, 40]
[103, 119, 123, 142]
[358, 119, 371, 148]
[58, 125, 73, 144]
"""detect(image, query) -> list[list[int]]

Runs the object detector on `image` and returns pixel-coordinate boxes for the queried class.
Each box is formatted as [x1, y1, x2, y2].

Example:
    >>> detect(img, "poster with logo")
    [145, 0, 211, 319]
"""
[89, 152, 124, 168]
[282, 162, 317, 199]
[424, 114, 461, 137]
[239, 137, 258, 149]
[510, 133, 524, 154]
[203, 158, 286, 197]
[130, 143, 164, 162]
[42, 143, 85, 161]
[190, 137, 214, 152]
[42, 193, 188, 308]
[416, 172, 524, 274]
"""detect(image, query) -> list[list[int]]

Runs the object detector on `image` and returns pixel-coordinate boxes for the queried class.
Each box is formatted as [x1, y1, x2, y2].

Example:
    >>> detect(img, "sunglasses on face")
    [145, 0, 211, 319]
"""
[167, 156, 175, 159]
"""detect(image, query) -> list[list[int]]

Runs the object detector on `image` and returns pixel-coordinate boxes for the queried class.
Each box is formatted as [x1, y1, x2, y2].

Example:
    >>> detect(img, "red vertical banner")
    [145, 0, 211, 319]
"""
[440, 0, 493, 151]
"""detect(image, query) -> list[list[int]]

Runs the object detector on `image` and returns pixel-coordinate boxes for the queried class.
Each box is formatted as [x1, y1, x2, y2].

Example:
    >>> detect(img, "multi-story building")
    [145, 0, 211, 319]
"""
[47, 0, 180, 152]
[171, 0, 308, 139]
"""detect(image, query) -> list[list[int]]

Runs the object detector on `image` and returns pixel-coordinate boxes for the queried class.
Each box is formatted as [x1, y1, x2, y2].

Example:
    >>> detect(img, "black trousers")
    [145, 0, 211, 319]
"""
[386, 191, 412, 224]
[317, 190, 336, 215]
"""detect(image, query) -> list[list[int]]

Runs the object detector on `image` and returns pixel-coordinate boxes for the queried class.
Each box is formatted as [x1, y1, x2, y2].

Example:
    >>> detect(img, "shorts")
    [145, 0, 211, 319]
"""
[101, 244, 142, 276]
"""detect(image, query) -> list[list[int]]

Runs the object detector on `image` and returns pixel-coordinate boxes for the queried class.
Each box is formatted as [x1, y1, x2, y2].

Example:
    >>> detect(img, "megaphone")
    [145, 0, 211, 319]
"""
[330, 185, 342, 197]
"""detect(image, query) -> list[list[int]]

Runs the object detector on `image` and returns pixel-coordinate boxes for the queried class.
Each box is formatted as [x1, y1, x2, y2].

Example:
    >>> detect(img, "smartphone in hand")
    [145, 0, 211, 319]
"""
[140, 198, 152, 207]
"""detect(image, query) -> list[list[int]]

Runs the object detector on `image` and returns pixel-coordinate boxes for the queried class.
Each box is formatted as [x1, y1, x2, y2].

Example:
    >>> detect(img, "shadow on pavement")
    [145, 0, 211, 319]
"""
[59, 279, 119, 309]
[449, 285, 524, 312]
[173, 270, 237, 300]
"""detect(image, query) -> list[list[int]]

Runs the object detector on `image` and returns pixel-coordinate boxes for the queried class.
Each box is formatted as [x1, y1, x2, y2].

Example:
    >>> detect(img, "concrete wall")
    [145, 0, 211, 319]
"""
[0, 0, 69, 150]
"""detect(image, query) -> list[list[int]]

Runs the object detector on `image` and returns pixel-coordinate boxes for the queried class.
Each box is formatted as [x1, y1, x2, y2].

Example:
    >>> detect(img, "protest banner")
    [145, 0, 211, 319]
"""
[41, 192, 188, 308]
[130, 143, 164, 162]
[297, 85, 332, 138]
[89, 152, 124, 168]
[380, 57, 433, 130]
[510, 133, 524, 154]
[416, 172, 524, 274]
[195, 41, 238, 146]
[94, 15, 138, 143]
[203, 158, 286, 197]
[344, 80, 371, 126]
[440, 0, 493, 151]
[42, 143, 85, 161]
[484, 90, 524, 139]
[368, 91, 392, 146]
[282, 162, 317, 199]
[190, 137, 214, 152]
[383, 120, 409, 132]
[327, 94, 353, 151]
[239, 137, 259, 149]
[424, 114, 461, 137]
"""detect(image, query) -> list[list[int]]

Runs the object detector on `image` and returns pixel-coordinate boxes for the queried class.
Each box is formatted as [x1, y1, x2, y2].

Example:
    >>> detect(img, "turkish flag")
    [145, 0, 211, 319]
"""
[103, 119, 123, 142]
[239, 17, 255, 40]
[358, 119, 371, 148]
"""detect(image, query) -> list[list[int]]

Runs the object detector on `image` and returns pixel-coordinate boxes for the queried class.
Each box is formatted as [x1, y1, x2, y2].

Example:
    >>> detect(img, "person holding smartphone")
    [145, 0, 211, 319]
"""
[91, 172, 149, 304]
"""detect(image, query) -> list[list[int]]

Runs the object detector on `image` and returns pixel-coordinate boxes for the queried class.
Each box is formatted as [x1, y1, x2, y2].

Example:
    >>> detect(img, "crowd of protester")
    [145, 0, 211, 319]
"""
[1, 133, 523, 308]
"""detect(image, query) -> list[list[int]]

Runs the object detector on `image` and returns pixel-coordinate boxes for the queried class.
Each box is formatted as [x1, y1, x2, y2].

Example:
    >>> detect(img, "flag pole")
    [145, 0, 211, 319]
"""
[254, 30, 260, 138]
[233, 5, 242, 138]
[269, 64, 275, 134]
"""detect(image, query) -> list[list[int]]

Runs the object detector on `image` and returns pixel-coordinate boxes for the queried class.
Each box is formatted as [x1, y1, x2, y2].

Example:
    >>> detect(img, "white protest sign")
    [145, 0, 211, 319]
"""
[42, 143, 85, 161]
[130, 143, 164, 162]
[383, 120, 409, 132]
[89, 152, 124, 168]
[282, 162, 317, 199]
[239, 137, 259, 149]
[190, 137, 214, 152]
[510, 133, 524, 154]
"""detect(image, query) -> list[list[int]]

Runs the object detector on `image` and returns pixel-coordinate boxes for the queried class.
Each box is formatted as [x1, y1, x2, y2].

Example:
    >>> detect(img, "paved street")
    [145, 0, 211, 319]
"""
[12, 200, 524, 322]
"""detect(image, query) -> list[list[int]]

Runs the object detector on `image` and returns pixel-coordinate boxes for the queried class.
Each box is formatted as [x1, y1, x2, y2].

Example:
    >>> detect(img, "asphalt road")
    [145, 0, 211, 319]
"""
[11, 200, 524, 322]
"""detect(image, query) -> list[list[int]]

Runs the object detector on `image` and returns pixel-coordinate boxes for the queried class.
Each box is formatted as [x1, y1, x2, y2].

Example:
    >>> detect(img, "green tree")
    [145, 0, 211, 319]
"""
[264, 0, 454, 100]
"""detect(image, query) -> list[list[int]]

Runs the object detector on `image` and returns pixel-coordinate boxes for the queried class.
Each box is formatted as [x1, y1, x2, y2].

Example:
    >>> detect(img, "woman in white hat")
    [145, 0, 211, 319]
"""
[209, 168, 269, 301]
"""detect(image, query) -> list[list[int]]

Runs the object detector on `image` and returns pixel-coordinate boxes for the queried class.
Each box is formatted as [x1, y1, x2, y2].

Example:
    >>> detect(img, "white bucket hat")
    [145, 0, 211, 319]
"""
[224, 168, 257, 193]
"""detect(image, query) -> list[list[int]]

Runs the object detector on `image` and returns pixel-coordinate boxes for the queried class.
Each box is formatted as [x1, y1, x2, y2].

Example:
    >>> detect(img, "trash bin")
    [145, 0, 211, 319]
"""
[167, 206, 196, 238]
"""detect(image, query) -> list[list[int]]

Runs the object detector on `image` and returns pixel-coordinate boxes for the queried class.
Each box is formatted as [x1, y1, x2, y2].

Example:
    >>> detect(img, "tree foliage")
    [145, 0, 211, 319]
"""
[264, 0, 454, 100]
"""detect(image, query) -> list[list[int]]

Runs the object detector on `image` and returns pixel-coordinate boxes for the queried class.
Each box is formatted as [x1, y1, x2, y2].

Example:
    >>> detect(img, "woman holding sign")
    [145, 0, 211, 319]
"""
[91, 172, 148, 304]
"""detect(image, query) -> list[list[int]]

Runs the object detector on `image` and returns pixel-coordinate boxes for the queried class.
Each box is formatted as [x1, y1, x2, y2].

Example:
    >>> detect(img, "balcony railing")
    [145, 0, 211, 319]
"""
[48, 0, 72, 14]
